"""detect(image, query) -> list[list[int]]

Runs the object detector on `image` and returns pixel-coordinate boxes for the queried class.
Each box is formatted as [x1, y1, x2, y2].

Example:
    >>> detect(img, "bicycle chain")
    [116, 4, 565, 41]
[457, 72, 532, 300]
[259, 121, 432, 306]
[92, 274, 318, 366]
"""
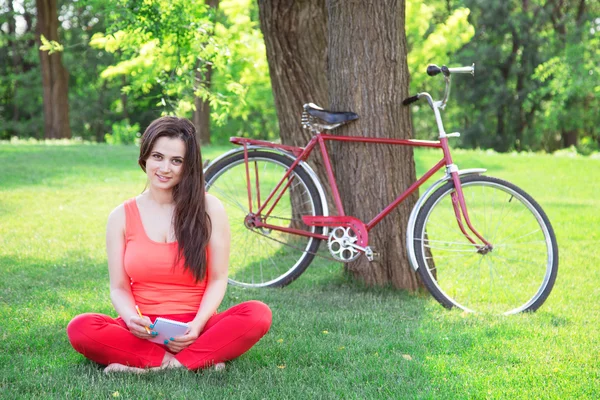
[248, 216, 374, 270]
[249, 215, 342, 263]
[250, 225, 373, 272]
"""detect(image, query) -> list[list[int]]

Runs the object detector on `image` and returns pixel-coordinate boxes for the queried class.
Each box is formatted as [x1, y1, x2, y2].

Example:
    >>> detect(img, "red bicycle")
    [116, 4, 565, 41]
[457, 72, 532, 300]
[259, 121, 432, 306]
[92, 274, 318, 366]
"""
[204, 64, 558, 315]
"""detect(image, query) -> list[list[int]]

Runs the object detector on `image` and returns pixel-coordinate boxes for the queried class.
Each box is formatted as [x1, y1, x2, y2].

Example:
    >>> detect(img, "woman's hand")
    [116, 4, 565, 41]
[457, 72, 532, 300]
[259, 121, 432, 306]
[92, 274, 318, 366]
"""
[126, 315, 156, 340]
[165, 320, 204, 353]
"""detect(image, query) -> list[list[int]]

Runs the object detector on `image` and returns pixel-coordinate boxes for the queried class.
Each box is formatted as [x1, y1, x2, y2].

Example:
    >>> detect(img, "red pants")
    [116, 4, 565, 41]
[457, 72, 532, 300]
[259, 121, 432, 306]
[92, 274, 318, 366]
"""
[67, 300, 271, 370]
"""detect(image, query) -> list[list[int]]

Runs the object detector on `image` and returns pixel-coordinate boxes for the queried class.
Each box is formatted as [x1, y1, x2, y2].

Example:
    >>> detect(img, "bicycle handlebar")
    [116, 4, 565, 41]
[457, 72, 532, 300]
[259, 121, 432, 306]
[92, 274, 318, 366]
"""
[403, 63, 475, 108]
[427, 64, 474, 77]
[402, 95, 420, 106]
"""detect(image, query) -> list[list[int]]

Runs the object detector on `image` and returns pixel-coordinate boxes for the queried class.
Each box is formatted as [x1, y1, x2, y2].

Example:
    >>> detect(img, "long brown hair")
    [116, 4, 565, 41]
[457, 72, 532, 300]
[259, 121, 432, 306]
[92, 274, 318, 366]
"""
[138, 116, 211, 281]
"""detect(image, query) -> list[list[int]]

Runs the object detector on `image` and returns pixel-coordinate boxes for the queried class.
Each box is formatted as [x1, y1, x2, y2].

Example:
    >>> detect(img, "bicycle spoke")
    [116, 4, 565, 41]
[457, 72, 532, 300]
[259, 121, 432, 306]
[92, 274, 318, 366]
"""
[414, 177, 557, 314]
[426, 253, 475, 260]
[493, 240, 546, 247]
[495, 227, 542, 247]
[206, 153, 323, 287]
[418, 238, 479, 247]
[485, 256, 521, 309]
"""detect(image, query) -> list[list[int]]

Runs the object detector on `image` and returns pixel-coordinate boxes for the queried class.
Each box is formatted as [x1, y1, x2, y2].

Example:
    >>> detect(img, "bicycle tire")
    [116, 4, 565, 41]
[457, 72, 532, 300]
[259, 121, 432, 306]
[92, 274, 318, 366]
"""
[204, 150, 324, 288]
[413, 175, 558, 314]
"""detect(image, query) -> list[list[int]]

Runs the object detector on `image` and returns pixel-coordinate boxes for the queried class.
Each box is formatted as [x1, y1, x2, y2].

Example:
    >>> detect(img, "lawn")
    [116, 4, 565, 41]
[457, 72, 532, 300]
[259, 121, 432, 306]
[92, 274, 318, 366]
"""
[0, 142, 599, 399]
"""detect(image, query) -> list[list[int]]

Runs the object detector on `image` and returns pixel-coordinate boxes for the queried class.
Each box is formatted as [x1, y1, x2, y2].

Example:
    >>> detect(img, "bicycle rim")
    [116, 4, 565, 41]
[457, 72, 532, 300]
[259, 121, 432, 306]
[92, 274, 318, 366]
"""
[205, 154, 322, 287]
[415, 177, 557, 314]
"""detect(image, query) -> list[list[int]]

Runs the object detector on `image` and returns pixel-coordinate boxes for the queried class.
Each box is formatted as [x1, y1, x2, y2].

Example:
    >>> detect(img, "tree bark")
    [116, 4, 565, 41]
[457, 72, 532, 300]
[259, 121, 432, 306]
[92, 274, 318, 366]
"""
[562, 130, 578, 147]
[36, 0, 71, 139]
[193, 0, 219, 145]
[326, 0, 419, 290]
[258, 0, 334, 206]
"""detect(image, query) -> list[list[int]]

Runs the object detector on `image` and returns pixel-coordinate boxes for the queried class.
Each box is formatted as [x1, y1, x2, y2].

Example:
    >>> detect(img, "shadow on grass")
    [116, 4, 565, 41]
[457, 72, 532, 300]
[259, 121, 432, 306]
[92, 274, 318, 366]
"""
[0, 249, 578, 398]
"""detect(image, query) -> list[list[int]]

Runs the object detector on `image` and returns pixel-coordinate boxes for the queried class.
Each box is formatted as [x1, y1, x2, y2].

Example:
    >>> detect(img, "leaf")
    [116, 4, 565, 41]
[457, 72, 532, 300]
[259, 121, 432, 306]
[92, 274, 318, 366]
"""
[39, 34, 64, 55]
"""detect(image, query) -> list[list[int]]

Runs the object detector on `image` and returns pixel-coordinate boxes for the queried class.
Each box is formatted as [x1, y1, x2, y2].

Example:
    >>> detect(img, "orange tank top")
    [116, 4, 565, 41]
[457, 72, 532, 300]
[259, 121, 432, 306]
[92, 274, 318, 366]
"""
[123, 198, 208, 315]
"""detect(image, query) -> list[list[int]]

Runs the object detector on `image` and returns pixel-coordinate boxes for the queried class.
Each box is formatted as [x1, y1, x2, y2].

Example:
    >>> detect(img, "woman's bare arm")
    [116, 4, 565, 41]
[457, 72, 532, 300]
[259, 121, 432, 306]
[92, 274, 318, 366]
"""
[106, 204, 153, 338]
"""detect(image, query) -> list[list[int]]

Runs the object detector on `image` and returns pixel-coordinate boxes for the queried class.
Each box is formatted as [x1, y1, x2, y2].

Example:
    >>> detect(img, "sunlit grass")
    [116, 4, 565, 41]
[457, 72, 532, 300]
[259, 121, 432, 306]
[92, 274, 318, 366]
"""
[0, 143, 599, 398]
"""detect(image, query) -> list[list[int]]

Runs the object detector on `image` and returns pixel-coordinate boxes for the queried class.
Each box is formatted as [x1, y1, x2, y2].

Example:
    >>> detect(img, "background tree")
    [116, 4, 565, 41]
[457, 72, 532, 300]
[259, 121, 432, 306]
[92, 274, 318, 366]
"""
[1, 0, 598, 154]
[36, 0, 71, 139]
[193, 0, 219, 145]
[529, 0, 600, 151]
[257, 0, 336, 206]
[325, 0, 419, 289]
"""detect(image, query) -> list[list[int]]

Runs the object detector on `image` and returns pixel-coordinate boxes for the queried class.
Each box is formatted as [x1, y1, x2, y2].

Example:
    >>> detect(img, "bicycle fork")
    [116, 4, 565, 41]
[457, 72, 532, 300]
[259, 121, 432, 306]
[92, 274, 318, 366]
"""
[448, 170, 493, 253]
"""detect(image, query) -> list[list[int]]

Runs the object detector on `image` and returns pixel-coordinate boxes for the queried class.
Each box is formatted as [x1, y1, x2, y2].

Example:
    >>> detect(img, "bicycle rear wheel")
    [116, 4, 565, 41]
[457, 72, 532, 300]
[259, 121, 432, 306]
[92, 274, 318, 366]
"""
[413, 175, 558, 314]
[204, 150, 323, 288]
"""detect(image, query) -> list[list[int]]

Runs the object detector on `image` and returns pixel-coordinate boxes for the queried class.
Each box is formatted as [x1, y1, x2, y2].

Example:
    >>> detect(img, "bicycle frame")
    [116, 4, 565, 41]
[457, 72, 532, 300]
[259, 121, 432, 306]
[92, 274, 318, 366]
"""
[224, 64, 491, 257]
[229, 131, 491, 249]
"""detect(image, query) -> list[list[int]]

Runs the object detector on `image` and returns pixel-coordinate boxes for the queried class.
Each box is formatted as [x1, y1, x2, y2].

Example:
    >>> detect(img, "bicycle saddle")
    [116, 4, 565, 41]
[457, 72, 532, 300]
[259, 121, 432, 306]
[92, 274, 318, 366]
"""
[303, 103, 359, 124]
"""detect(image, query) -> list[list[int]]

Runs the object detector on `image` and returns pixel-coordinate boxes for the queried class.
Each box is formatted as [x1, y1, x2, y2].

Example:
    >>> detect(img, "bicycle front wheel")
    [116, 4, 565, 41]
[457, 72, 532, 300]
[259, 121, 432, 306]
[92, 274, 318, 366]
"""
[205, 150, 324, 288]
[413, 175, 558, 314]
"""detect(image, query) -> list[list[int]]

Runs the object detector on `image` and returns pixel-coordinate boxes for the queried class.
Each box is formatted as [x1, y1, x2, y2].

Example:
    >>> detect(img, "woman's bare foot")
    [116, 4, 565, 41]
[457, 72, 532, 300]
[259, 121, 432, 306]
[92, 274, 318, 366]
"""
[104, 363, 148, 374]
[213, 362, 226, 371]
[150, 351, 184, 371]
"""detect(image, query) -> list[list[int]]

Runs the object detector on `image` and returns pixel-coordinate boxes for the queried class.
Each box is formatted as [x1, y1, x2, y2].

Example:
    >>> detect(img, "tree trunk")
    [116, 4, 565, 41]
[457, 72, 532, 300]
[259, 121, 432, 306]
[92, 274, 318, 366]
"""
[193, 0, 219, 145]
[562, 130, 578, 147]
[95, 80, 108, 142]
[258, 0, 334, 206]
[326, 0, 419, 290]
[36, 0, 71, 139]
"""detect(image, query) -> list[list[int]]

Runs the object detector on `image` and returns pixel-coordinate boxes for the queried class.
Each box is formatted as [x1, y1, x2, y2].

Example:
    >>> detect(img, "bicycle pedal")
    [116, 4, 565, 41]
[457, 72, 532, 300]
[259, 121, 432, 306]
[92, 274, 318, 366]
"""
[365, 247, 379, 262]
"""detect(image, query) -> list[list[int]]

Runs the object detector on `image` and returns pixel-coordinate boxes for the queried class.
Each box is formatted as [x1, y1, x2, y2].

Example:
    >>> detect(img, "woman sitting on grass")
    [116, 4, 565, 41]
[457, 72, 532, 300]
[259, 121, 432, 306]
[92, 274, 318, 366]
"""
[67, 116, 272, 373]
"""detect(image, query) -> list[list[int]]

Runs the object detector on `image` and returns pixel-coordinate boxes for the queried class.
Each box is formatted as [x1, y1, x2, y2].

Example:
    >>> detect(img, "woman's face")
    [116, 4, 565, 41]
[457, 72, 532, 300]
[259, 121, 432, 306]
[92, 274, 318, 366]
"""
[145, 136, 187, 190]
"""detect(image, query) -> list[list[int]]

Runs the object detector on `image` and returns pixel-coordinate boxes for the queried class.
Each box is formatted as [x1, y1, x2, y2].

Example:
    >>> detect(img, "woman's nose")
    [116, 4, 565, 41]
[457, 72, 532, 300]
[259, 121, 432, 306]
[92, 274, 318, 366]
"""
[159, 160, 170, 172]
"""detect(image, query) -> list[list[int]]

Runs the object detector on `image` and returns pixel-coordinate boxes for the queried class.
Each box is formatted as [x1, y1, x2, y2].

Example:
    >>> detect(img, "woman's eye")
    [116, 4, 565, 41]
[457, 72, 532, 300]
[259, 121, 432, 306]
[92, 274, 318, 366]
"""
[173, 159, 183, 165]
[152, 154, 162, 159]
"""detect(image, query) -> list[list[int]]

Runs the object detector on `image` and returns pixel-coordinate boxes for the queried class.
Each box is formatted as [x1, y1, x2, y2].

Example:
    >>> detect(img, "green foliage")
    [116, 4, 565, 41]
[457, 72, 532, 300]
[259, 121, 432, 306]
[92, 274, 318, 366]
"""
[529, 17, 600, 150]
[442, 0, 600, 152]
[2, 0, 597, 151]
[86, 0, 275, 143]
[209, 0, 278, 142]
[89, 0, 219, 111]
[406, 0, 475, 89]
[405, 0, 475, 141]
[104, 119, 141, 145]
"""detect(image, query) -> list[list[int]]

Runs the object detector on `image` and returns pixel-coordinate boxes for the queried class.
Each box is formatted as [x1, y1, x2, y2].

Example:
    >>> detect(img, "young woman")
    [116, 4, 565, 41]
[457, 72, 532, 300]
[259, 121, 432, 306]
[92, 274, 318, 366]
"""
[67, 116, 272, 373]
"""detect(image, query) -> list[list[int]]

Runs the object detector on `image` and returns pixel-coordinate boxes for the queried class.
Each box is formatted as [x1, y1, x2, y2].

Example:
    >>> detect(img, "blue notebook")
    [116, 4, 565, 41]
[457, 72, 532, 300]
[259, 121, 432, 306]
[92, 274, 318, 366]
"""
[148, 317, 189, 344]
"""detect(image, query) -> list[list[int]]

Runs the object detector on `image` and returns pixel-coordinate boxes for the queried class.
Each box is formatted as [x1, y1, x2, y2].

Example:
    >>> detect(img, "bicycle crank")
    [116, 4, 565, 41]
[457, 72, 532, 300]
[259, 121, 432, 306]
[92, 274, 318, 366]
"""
[303, 216, 377, 262]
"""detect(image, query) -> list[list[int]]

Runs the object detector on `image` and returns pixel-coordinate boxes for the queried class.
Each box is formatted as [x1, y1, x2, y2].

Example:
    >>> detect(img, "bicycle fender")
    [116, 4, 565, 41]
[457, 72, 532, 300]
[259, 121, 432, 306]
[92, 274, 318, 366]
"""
[405, 168, 486, 271]
[204, 146, 330, 223]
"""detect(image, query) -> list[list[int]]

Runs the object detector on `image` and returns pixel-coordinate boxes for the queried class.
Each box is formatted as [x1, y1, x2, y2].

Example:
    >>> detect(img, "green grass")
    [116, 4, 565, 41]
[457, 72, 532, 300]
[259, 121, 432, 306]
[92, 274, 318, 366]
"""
[1, 142, 599, 399]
